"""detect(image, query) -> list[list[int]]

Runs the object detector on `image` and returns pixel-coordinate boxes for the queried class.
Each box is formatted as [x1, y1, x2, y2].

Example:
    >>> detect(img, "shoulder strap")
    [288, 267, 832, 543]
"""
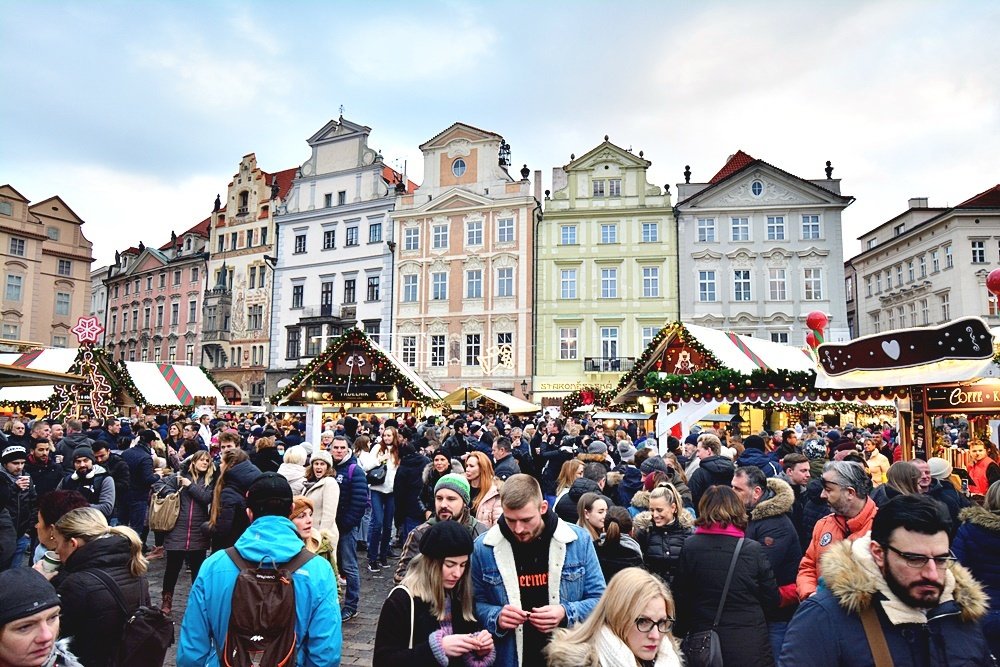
[84, 569, 129, 618]
[225, 546, 315, 572]
[860, 604, 894, 667]
[389, 585, 415, 649]
[712, 537, 744, 629]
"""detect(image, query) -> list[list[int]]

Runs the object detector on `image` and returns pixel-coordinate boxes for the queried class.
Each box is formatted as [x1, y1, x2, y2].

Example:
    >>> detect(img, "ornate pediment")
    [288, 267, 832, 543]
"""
[420, 122, 502, 150]
[690, 249, 723, 260]
[684, 166, 841, 209]
[726, 248, 758, 261]
[307, 117, 371, 146]
[761, 248, 792, 260]
[565, 140, 651, 171]
[796, 247, 830, 259]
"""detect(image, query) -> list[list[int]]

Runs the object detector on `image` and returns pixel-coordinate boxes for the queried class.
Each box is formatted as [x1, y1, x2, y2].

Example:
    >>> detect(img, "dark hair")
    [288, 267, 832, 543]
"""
[495, 437, 512, 453]
[604, 506, 633, 547]
[181, 438, 201, 458]
[782, 453, 809, 469]
[695, 485, 747, 530]
[633, 447, 653, 467]
[871, 494, 952, 546]
[92, 441, 110, 453]
[582, 462, 606, 483]
[38, 490, 90, 527]
[734, 465, 767, 493]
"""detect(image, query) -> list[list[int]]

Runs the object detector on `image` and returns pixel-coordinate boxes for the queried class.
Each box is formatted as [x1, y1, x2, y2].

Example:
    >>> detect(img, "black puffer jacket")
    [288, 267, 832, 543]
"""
[745, 478, 802, 621]
[206, 459, 261, 551]
[55, 533, 147, 666]
[687, 455, 735, 508]
[553, 477, 604, 523]
[633, 515, 693, 585]
[393, 450, 430, 522]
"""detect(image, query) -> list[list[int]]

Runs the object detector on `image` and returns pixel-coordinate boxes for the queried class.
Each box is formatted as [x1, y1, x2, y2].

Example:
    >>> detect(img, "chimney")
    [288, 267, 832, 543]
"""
[908, 197, 929, 209]
[534, 170, 542, 201]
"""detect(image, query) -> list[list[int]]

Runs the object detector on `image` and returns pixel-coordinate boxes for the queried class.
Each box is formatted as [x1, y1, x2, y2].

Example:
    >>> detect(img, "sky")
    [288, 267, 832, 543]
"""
[2, 0, 998, 267]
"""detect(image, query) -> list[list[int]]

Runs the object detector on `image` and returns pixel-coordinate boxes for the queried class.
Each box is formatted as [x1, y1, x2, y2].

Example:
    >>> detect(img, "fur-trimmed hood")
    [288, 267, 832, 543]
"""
[605, 470, 623, 487]
[749, 477, 795, 521]
[820, 534, 989, 623]
[577, 452, 610, 466]
[631, 489, 650, 510]
[959, 504, 1000, 533]
[421, 459, 463, 485]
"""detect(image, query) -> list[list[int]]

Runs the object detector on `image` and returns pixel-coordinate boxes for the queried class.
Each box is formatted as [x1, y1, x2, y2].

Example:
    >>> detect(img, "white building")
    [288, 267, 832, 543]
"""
[265, 117, 411, 395]
[676, 151, 854, 344]
[847, 185, 1000, 337]
[89, 265, 109, 346]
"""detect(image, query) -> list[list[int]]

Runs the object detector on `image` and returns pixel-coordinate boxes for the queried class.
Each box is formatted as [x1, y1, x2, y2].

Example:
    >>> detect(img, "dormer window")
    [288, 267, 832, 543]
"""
[185, 237, 192, 250]
[238, 191, 249, 215]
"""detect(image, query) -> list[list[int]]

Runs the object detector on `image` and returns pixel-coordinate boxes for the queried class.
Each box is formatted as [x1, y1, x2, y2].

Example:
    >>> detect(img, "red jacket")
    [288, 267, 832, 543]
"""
[967, 457, 1000, 495]
[797, 496, 877, 599]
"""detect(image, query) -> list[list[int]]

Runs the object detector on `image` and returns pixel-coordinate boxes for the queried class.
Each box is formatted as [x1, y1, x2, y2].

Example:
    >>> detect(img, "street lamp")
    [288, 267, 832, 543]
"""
[520, 379, 529, 399]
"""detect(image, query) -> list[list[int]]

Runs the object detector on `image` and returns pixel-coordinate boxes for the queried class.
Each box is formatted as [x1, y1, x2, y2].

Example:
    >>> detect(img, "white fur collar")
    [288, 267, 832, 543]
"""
[596, 625, 682, 667]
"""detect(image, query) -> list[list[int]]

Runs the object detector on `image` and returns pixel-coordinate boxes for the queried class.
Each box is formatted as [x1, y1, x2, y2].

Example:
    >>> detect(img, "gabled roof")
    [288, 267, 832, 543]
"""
[262, 167, 297, 201]
[709, 150, 756, 184]
[382, 165, 417, 194]
[563, 139, 651, 171]
[0, 185, 30, 202]
[29, 195, 86, 224]
[307, 117, 372, 145]
[159, 216, 211, 250]
[419, 122, 502, 151]
[958, 184, 1000, 208]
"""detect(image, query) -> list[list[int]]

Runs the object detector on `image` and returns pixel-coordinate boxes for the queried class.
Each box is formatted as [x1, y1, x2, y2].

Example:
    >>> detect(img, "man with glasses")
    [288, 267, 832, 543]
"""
[781, 494, 994, 665]
[797, 460, 878, 600]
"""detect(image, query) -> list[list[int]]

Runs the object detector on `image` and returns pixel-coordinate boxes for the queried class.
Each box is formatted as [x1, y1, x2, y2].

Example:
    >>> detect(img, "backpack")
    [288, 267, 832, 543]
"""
[222, 546, 316, 667]
[84, 570, 174, 667]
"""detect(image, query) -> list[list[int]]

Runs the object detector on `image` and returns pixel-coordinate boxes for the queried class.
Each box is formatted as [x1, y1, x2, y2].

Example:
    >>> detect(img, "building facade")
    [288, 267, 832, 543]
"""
[90, 265, 109, 346]
[0, 185, 94, 346]
[847, 185, 1000, 338]
[534, 139, 678, 405]
[266, 117, 411, 396]
[202, 154, 294, 405]
[676, 151, 854, 345]
[391, 122, 538, 396]
[104, 221, 208, 365]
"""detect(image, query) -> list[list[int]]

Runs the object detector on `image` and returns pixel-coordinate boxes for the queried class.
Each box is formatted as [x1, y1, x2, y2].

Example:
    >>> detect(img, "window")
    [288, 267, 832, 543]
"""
[166, 345, 176, 362]
[57, 259, 72, 277]
[876, 273, 883, 293]
[324, 193, 333, 208]
[249, 266, 257, 290]
[466, 221, 483, 246]
[186, 344, 196, 364]
[170, 302, 179, 325]
[52, 335, 68, 348]
[751, 180, 764, 196]
[894, 223, 906, 236]
[113, 285, 119, 298]
[497, 217, 514, 243]
[766, 216, 785, 241]
[291, 285, 304, 308]
[887, 308, 896, 330]
[601, 327, 619, 360]
[771, 332, 789, 344]
[697, 218, 716, 243]
[154, 347, 162, 363]
[188, 300, 197, 323]
[804, 268, 823, 300]
[346, 227, 359, 247]
[248, 229, 255, 247]
[465, 334, 481, 366]
[217, 235, 225, 253]
[907, 261, 915, 282]
[909, 302, 917, 326]
[497, 267, 513, 297]
[921, 299, 929, 325]
[1, 324, 19, 340]
[402, 275, 418, 302]
[156, 305, 163, 327]
[559, 328, 578, 360]
[8, 237, 25, 256]
[286, 328, 300, 359]
[338, 191, 347, 206]
[731, 217, 750, 241]
[871, 312, 881, 333]
[940, 292, 950, 320]
[173, 270, 181, 286]
[431, 272, 447, 300]
[403, 227, 418, 251]
[159, 273, 165, 288]
[54, 292, 70, 316]
[560, 269, 577, 299]
[698, 271, 717, 302]
[608, 179, 621, 197]
[146, 276, 152, 291]
[451, 159, 467, 177]
[846, 277, 853, 301]
[972, 240, 986, 263]
[305, 325, 323, 357]
[230, 232, 238, 251]
[369, 222, 382, 244]
[323, 229, 336, 250]
[432, 224, 448, 249]
[641, 222, 659, 243]
[866, 276, 873, 297]
[133, 278, 140, 293]
[343, 279, 356, 304]
[367, 276, 380, 301]
[131, 308, 138, 330]
[895, 265, 903, 286]
[988, 288, 1000, 317]
[431, 335, 446, 367]
[600, 224, 617, 244]
[641, 326, 660, 349]
[560, 225, 577, 245]
[945, 245, 953, 268]
[466, 270, 482, 298]
[733, 270, 752, 301]
[0, 202, 11, 216]
[260, 228, 267, 246]
[931, 250, 940, 272]
[124, 281, 130, 296]
[191, 267, 199, 283]
[592, 180, 606, 197]
[600, 268, 618, 298]
[769, 268, 787, 300]
[401, 336, 417, 366]
[143, 307, 150, 328]
[802, 215, 821, 240]
[919, 255, 927, 277]
[642, 267, 659, 297]
[257, 269, 265, 289]
[206, 306, 216, 331]
[496, 333, 512, 363]
[4, 275, 22, 301]
[293, 234, 307, 254]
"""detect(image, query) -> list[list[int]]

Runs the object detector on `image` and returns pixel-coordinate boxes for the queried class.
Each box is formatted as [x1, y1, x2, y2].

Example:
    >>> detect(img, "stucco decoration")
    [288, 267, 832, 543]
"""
[447, 140, 472, 158]
[718, 176, 806, 205]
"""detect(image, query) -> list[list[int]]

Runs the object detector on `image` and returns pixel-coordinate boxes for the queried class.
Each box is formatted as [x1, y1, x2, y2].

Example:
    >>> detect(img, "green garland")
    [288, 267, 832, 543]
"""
[561, 386, 617, 414]
[612, 321, 725, 398]
[200, 365, 225, 395]
[270, 327, 438, 406]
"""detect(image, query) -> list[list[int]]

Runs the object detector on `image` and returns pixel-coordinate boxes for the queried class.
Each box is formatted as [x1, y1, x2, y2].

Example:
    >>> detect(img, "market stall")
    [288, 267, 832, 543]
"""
[440, 386, 541, 415]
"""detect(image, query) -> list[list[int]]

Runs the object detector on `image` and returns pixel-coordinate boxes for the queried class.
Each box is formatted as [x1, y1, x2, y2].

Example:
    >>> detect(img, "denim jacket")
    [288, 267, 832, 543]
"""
[471, 519, 606, 667]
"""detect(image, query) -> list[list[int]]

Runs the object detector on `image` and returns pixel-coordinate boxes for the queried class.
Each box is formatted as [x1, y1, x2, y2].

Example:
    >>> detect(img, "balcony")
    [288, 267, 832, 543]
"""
[205, 286, 232, 299]
[584, 357, 636, 373]
[202, 330, 231, 343]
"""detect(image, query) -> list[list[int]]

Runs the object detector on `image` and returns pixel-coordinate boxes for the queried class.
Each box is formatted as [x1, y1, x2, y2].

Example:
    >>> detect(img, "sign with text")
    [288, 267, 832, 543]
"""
[925, 383, 1000, 413]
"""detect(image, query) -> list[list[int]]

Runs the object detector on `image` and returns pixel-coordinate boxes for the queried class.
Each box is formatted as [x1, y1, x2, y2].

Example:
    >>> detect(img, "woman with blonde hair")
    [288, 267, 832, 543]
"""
[35, 507, 150, 666]
[464, 451, 502, 528]
[546, 567, 683, 667]
[554, 458, 585, 503]
[290, 496, 338, 575]
[871, 460, 921, 507]
[303, 449, 340, 558]
[362, 425, 401, 572]
[278, 445, 309, 496]
[633, 483, 693, 586]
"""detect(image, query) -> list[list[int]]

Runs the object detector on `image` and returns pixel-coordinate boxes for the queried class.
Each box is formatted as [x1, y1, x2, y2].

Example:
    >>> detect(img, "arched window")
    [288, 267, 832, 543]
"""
[238, 191, 249, 214]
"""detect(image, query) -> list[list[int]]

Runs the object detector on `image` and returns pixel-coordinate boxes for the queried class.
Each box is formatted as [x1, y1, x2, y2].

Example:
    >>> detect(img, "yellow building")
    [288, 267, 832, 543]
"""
[534, 140, 678, 406]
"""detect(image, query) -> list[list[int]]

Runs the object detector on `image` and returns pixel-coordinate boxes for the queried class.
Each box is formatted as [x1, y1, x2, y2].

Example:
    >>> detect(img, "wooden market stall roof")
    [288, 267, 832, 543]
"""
[0, 363, 84, 388]
[271, 328, 439, 406]
[441, 387, 541, 415]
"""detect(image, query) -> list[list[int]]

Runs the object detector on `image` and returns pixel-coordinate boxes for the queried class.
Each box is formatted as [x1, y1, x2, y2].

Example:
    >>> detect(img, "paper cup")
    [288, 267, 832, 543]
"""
[40, 550, 61, 574]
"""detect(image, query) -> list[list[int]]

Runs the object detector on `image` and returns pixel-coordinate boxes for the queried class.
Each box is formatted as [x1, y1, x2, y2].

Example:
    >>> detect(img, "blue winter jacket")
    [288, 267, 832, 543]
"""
[334, 454, 369, 531]
[177, 515, 341, 667]
[738, 447, 781, 477]
[471, 517, 606, 667]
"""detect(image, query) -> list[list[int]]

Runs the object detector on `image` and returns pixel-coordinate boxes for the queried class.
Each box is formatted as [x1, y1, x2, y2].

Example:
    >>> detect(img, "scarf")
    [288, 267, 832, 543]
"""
[694, 523, 745, 538]
[595, 625, 682, 667]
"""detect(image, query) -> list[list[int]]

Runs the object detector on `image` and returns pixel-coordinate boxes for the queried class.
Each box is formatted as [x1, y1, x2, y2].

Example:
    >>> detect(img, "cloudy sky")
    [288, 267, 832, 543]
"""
[2, 0, 998, 267]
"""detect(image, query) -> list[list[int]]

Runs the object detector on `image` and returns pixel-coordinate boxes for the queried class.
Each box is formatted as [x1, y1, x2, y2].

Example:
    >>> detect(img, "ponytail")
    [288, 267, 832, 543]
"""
[109, 525, 148, 577]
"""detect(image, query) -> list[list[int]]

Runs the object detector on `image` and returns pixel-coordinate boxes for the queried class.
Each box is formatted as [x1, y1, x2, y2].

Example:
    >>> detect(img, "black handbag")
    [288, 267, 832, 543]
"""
[681, 537, 744, 667]
[365, 463, 387, 485]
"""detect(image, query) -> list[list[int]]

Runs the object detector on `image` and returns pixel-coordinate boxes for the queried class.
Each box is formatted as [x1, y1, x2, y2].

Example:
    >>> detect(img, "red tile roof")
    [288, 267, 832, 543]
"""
[158, 216, 211, 250]
[382, 165, 417, 194]
[262, 167, 298, 201]
[957, 184, 1000, 208]
[709, 150, 756, 184]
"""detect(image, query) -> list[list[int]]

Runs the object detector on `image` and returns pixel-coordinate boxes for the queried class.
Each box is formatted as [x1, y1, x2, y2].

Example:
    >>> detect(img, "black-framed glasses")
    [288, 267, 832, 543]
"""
[635, 616, 675, 633]
[884, 544, 956, 569]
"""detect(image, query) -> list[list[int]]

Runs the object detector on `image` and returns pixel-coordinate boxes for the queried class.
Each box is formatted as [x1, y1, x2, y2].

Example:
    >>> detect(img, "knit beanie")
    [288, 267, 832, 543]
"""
[640, 456, 670, 476]
[1, 444, 27, 466]
[290, 495, 315, 519]
[72, 445, 96, 463]
[419, 519, 473, 560]
[927, 457, 953, 480]
[311, 450, 334, 468]
[587, 441, 608, 455]
[434, 473, 471, 506]
[0, 568, 61, 625]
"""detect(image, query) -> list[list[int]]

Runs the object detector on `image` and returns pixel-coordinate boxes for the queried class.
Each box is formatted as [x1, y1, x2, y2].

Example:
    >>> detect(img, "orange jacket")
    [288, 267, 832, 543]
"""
[796, 496, 877, 599]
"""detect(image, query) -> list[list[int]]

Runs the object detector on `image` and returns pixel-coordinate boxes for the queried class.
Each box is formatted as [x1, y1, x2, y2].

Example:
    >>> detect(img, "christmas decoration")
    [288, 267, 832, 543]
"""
[987, 268, 1000, 297]
[561, 386, 617, 414]
[806, 310, 828, 347]
[71, 316, 105, 345]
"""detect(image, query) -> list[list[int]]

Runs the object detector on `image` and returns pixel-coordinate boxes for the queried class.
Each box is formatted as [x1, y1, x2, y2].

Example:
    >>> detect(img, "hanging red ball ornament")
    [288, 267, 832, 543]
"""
[805, 332, 819, 349]
[987, 268, 1000, 297]
[806, 311, 829, 331]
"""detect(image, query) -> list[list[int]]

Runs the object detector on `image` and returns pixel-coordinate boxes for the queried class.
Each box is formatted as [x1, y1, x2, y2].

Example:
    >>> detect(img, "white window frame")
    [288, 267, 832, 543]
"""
[559, 327, 578, 360]
[802, 214, 821, 240]
[698, 271, 717, 302]
[497, 267, 513, 297]
[641, 266, 659, 297]
[560, 225, 577, 245]
[466, 269, 483, 299]
[803, 268, 823, 301]
[497, 217, 514, 243]
[733, 270, 752, 301]
[403, 227, 419, 251]
[766, 216, 785, 241]
[697, 218, 716, 242]
[432, 224, 448, 249]
[431, 272, 447, 300]
[560, 269, 577, 299]
[600, 268, 618, 298]
[769, 268, 787, 301]
[600, 224, 618, 244]
[641, 222, 658, 243]
[971, 240, 986, 263]
[294, 234, 306, 254]
[466, 221, 483, 246]
[731, 217, 750, 242]
[430, 335, 446, 367]
[402, 275, 418, 303]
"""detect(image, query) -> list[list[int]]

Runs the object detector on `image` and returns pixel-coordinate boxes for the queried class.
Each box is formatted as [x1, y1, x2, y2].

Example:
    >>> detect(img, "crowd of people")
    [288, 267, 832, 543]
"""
[0, 408, 998, 666]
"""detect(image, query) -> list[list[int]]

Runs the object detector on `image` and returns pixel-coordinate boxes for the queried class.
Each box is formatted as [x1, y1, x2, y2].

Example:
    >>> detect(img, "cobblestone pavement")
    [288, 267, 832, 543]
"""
[148, 544, 395, 666]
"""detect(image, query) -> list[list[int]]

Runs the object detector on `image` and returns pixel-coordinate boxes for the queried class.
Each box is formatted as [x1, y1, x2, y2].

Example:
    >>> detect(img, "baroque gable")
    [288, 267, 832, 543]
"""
[419, 122, 502, 151]
[681, 164, 847, 210]
[564, 140, 651, 172]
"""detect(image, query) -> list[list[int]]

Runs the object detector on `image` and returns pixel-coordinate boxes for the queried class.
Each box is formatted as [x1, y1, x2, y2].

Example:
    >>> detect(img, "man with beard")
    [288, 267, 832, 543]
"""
[392, 473, 488, 583]
[781, 494, 993, 665]
[92, 441, 130, 524]
[798, 460, 878, 600]
[56, 446, 115, 520]
[23, 439, 63, 499]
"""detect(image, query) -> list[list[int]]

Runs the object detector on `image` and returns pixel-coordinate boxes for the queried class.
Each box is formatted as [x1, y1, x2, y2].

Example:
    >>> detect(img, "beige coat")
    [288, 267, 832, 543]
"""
[866, 451, 890, 486]
[304, 475, 341, 558]
[474, 479, 503, 528]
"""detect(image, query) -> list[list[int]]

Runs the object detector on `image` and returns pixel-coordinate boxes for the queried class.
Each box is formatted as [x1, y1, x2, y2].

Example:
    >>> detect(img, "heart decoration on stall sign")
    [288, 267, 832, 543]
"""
[881, 340, 901, 360]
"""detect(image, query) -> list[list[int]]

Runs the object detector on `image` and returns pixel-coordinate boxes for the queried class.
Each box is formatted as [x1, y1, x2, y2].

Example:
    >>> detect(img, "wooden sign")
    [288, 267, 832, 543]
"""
[925, 383, 1000, 413]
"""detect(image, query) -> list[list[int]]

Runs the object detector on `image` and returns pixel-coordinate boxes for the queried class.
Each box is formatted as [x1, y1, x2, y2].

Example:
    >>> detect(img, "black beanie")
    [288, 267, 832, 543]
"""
[419, 519, 473, 560]
[0, 568, 61, 626]
[744, 435, 766, 451]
